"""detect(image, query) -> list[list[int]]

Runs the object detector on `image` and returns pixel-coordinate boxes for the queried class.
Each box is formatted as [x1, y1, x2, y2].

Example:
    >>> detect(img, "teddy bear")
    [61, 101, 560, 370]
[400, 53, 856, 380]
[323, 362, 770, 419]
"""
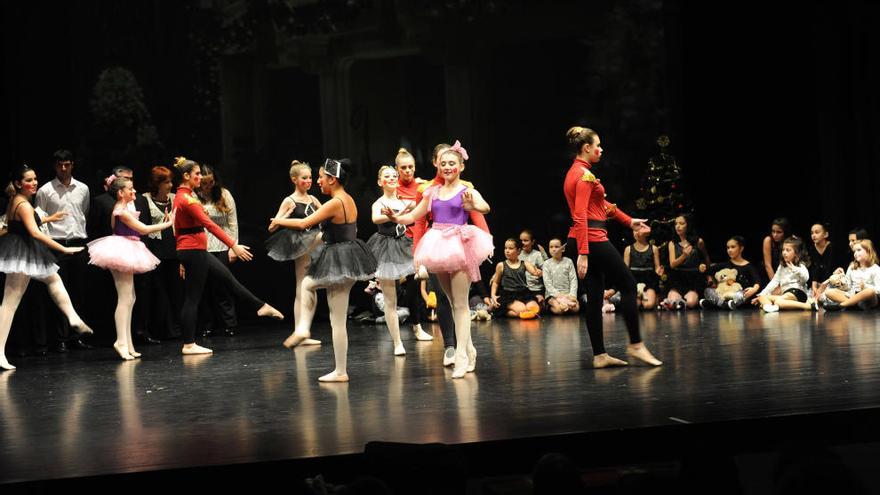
[714, 268, 743, 300]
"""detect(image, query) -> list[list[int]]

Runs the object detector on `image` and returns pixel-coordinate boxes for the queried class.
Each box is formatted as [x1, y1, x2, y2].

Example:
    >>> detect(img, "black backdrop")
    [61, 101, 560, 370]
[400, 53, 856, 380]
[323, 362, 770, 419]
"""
[2, 1, 878, 297]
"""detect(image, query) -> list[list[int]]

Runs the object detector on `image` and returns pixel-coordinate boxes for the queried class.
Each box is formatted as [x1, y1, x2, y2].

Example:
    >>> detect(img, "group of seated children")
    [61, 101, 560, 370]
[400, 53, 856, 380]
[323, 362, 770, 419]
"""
[486, 217, 879, 319]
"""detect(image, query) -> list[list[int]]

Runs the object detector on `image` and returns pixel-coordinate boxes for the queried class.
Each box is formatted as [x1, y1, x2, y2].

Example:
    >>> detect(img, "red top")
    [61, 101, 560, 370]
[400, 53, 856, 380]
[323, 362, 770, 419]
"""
[396, 178, 420, 239]
[412, 175, 490, 249]
[173, 186, 236, 251]
[564, 158, 632, 255]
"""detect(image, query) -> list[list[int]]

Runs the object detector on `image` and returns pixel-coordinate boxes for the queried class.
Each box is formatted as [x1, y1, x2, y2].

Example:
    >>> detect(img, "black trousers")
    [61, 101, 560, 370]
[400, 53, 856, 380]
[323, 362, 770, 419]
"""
[149, 259, 183, 339]
[177, 249, 263, 344]
[566, 238, 641, 355]
[429, 274, 455, 348]
[51, 239, 88, 342]
[199, 250, 238, 330]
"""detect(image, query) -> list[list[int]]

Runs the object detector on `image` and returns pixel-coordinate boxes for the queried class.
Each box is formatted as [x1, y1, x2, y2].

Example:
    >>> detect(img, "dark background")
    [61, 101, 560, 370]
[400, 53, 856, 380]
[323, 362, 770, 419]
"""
[2, 1, 878, 301]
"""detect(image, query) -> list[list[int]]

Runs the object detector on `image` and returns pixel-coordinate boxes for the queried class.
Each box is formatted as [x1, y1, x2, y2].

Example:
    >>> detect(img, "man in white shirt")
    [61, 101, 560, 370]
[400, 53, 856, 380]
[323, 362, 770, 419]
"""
[35, 150, 93, 352]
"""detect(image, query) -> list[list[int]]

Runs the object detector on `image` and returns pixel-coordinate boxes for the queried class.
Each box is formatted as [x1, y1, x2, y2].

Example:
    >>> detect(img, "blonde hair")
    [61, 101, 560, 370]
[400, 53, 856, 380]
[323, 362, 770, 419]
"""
[377, 165, 397, 181]
[395, 147, 413, 163]
[173, 156, 199, 175]
[852, 239, 879, 269]
[289, 160, 311, 179]
[566, 126, 598, 152]
[432, 143, 451, 160]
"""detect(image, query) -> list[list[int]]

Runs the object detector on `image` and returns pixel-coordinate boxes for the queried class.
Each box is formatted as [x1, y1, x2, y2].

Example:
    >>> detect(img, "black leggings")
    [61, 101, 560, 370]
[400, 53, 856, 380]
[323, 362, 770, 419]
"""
[178, 249, 264, 344]
[566, 238, 641, 355]
[404, 273, 454, 347]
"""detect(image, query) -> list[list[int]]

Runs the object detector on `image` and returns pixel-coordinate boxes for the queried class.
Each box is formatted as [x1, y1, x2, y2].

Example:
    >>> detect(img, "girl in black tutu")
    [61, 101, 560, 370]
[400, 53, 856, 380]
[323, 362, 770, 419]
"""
[664, 214, 711, 309]
[367, 165, 417, 356]
[0, 165, 94, 370]
[271, 159, 377, 382]
[623, 228, 663, 309]
[266, 160, 323, 346]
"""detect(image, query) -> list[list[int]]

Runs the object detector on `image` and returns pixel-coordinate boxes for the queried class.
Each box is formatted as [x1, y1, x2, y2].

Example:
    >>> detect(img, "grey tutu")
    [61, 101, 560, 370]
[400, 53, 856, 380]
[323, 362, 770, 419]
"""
[265, 229, 319, 261]
[308, 239, 377, 287]
[366, 232, 415, 280]
[0, 233, 58, 278]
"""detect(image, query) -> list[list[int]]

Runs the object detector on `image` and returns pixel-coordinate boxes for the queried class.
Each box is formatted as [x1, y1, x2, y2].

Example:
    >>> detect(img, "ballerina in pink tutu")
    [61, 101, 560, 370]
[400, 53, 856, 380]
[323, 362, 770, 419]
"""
[383, 141, 493, 378]
[88, 176, 173, 360]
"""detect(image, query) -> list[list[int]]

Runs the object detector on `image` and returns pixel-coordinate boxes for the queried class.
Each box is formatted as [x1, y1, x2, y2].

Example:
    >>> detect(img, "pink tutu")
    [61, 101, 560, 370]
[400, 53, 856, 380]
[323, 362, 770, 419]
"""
[414, 223, 494, 281]
[87, 235, 161, 274]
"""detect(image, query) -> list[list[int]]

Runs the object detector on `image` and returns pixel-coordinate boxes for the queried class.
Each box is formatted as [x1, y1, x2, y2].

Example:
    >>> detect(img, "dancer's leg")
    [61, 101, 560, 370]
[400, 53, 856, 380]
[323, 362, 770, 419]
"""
[436, 271, 474, 378]
[111, 271, 136, 360]
[379, 279, 405, 355]
[584, 243, 628, 368]
[842, 288, 877, 308]
[39, 273, 93, 335]
[292, 254, 321, 345]
[0, 274, 30, 370]
[284, 275, 318, 348]
[205, 254, 283, 320]
[319, 281, 355, 382]
[178, 250, 212, 353]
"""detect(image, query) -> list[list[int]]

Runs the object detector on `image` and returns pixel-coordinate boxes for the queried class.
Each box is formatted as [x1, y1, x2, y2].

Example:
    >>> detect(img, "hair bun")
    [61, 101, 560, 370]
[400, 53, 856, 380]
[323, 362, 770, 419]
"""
[398, 147, 408, 154]
[173, 156, 188, 169]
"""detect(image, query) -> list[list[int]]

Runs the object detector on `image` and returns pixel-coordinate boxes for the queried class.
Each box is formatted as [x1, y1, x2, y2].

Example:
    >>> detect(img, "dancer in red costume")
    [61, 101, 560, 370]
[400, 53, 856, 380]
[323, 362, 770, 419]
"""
[563, 126, 661, 368]
[173, 157, 284, 355]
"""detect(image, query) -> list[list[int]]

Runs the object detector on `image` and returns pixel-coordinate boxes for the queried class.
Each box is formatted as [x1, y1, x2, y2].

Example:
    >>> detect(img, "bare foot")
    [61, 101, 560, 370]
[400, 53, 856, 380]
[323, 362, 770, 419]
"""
[318, 371, 349, 382]
[592, 353, 628, 368]
[626, 344, 662, 366]
[71, 319, 94, 336]
[0, 357, 15, 370]
[113, 342, 134, 360]
[182, 344, 213, 355]
[394, 343, 406, 356]
[413, 325, 434, 341]
[283, 331, 310, 348]
[257, 304, 284, 320]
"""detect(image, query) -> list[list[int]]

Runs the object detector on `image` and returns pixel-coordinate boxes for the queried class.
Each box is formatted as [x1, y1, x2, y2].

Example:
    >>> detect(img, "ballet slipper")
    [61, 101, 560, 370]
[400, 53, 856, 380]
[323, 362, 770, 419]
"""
[0, 357, 16, 370]
[182, 344, 213, 355]
[257, 304, 284, 320]
[413, 325, 434, 341]
[626, 344, 662, 366]
[113, 342, 134, 360]
[302, 338, 322, 345]
[451, 347, 469, 378]
[393, 343, 406, 356]
[442, 346, 456, 367]
[129, 350, 142, 358]
[283, 331, 310, 348]
[318, 371, 349, 382]
[70, 319, 94, 336]
[466, 344, 477, 373]
[592, 353, 628, 368]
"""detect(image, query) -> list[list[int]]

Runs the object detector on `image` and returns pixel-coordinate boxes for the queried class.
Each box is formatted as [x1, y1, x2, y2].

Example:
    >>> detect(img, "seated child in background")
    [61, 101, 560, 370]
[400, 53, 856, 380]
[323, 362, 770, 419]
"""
[490, 238, 542, 319]
[518, 229, 548, 307]
[542, 238, 579, 315]
[700, 236, 762, 310]
[821, 239, 880, 311]
[623, 229, 663, 310]
[752, 236, 816, 312]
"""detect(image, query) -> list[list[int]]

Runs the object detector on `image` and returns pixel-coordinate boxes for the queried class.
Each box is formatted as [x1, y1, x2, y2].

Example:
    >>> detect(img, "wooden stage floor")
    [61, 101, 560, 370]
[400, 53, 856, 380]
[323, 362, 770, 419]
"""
[1, 309, 879, 484]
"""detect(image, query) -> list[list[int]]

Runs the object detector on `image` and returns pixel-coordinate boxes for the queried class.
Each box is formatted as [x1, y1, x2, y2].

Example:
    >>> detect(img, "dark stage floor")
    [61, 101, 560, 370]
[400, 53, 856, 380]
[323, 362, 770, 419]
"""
[1, 309, 879, 484]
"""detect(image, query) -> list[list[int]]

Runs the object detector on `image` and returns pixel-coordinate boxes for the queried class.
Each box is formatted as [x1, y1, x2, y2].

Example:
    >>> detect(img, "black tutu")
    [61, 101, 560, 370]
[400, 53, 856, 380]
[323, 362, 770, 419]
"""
[366, 232, 415, 280]
[668, 269, 706, 293]
[632, 270, 660, 292]
[496, 289, 538, 311]
[265, 229, 320, 261]
[307, 240, 378, 287]
[0, 233, 58, 278]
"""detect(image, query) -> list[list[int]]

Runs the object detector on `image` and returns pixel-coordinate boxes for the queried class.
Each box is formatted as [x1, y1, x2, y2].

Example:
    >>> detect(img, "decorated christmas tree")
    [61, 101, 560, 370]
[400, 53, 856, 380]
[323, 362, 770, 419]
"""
[633, 135, 694, 245]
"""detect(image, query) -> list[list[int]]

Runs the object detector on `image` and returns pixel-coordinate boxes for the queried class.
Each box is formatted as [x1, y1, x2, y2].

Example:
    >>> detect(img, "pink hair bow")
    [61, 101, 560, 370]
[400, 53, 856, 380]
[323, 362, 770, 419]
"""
[103, 174, 117, 191]
[450, 140, 469, 161]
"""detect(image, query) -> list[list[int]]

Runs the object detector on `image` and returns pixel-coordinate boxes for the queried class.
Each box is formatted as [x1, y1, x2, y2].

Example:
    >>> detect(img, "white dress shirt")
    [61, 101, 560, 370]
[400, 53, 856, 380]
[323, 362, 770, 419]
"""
[35, 177, 90, 240]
